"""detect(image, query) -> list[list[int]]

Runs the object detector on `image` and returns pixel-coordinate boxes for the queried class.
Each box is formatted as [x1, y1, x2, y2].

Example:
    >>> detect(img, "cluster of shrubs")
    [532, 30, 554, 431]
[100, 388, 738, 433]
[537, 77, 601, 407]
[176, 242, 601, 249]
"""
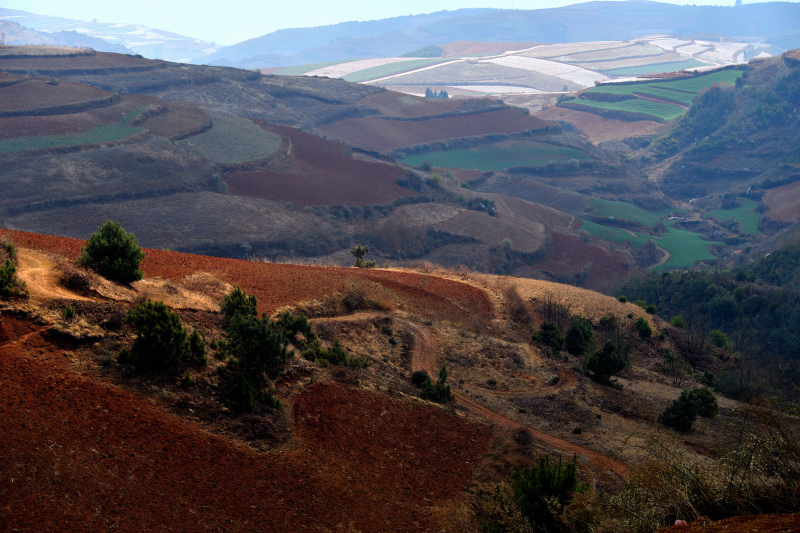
[0, 237, 26, 299]
[412, 365, 454, 403]
[534, 313, 640, 386]
[658, 387, 719, 432]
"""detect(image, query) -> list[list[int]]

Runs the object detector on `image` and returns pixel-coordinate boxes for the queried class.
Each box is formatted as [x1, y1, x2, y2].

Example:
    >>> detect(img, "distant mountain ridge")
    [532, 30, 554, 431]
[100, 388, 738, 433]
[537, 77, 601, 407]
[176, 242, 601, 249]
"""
[208, 1, 800, 68]
[0, 7, 220, 63]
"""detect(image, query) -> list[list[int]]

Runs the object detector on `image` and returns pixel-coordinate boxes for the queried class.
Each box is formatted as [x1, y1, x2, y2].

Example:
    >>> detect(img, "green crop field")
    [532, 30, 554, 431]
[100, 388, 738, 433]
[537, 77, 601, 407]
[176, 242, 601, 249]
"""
[564, 98, 685, 121]
[589, 198, 677, 226]
[273, 60, 355, 76]
[651, 69, 743, 93]
[577, 219, 651, 248]
[343, 59, 449, 82]
[707, 197, 761, 234]
[652, 224, 722, 270]
[398, 141, 589, 171]
[0, 108, 144, 153]
[601, 59, 707, 76]
[176, 113, 281, 164]
[633, 86, 697, 106]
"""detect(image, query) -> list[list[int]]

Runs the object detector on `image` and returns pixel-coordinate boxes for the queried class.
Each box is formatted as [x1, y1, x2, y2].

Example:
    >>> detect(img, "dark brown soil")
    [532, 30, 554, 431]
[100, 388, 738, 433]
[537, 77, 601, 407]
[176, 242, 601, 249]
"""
[318, 107, 549, 151]
[225, 123, 411, 207]
[657, 513, 800, 532]
[0, 79, 115, 114]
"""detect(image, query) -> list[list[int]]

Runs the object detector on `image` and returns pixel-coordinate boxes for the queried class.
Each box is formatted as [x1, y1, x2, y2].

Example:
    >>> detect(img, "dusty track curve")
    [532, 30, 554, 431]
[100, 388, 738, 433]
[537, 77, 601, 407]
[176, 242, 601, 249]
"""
[315, 312, 629, 478]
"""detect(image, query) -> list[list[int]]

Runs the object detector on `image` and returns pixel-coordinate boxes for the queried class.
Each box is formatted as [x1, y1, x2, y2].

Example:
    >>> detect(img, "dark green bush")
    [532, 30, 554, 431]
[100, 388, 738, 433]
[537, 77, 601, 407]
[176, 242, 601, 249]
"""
[275, 310, 316, 348]
[645, 304, 658, 314]
[565, 316, 594, 356]
[659, 388, 719, 432]
[635, 316, 653, 337]
[221, 313, 290, 412]
[617, 295, 628, 303]
[220, 286, 257, 323]
[534, 322, 565, 353]
[671, 314, 687, 329]
[0, 259, 25, 299]
[119, 300, 204, 374]
[78, 220, 144, 284]
[420, 365, 453, 403]
[583, 340, 630, 385]
[512, 455, 585, 530]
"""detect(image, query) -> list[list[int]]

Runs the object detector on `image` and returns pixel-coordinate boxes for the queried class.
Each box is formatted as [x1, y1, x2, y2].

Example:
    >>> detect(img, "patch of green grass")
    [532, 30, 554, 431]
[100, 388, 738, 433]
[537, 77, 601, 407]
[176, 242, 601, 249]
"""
[589, 198, 677, 226]
[398, 141, 588, 171]
[273, 60, 356, 76]
[343, 59, 449, 82]
[652, 224, 723, 271]
[577, 219, 651, 248]
[0, 108, 144, 153]
[176, 113, 281, 164]
[650, 69, 743, 93]
[601, 59, 708, 76]
[564, 98, 685, 121]
[707, 197, 761, 235]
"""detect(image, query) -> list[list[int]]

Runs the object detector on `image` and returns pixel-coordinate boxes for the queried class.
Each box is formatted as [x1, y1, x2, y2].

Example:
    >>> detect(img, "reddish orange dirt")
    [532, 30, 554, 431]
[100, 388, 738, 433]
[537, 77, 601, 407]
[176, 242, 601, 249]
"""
[536, 105, 668, 144]
[658, 513, 800, 532]
[518, 231, 635, 292]
[318, 108, 549, 151]
[225, 123, 412, 207]
[0, 315, 491, 532]
[356, 91, 466, 118]
[0, 79, 115, 114]
[0, 229, 493, 327]
[763, 180, 800, 223]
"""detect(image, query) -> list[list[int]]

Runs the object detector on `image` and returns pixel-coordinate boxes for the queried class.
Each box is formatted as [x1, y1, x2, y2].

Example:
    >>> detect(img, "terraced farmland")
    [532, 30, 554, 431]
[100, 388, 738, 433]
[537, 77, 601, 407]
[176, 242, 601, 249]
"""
[561, 97, 685, 122]
[707, 197, 761, 235]
[399, 141, 589, 171]
[176, 113, 281, 164]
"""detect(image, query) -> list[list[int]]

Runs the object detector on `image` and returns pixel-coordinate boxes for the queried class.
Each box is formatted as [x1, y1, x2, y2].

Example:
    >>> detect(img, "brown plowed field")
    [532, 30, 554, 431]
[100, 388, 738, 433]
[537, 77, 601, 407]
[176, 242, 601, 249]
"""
[0, 94, 169, 139]
[225, 124, 412, 207]
[516, 231, 634, 292]
[356, 90, 466, 118]
[0, 228, 493, 326]
[763, 180, 800, 222]
[317, 107, 549, 151]
[0, 71, 26, 85]
[0, 79, 116, 115]
[0, 51, 162, 73]
[536, 105, 667, 144]
[657, 513, 800, 532]
[0, 315, 491, 532]
[135, 100, 211, 140]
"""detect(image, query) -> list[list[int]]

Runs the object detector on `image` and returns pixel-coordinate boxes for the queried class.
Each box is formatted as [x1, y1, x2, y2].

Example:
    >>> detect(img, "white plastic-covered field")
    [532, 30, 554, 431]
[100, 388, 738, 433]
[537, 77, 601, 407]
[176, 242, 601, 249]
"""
[650, 38, 691, 51]
[304, 58, 418, 78]
[521, 41, 628, 58]
[451, 85, 546, 94]
[486, 56, 608, 86]
[675, 43, 712, 57]
[695, 41, 748, 63]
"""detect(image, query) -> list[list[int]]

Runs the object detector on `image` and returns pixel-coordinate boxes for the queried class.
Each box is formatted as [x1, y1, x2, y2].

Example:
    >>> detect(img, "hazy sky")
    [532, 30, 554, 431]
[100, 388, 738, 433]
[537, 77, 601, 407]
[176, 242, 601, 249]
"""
[2, 0, 775, 45]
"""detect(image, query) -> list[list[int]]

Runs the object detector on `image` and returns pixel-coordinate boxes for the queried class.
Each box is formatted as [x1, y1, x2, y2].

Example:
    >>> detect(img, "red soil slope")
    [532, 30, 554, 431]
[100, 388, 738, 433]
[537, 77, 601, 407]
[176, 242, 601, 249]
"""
[356, 91, 466, 118]
[0, 316, 491, 532]
[763, 179, 800, 223]
[225, 124, 412, 207]
[536, 105, 668, 144]
[0, 229, 493, 326]
[0, 78, 115, 115]
[318, 107, 549, 151]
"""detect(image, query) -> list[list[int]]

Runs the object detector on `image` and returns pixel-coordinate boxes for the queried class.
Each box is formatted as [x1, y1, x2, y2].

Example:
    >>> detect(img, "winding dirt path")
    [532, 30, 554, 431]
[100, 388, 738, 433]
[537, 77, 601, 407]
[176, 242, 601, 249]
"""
[16, 249, 91, 302]
[315, 312, 629, 478]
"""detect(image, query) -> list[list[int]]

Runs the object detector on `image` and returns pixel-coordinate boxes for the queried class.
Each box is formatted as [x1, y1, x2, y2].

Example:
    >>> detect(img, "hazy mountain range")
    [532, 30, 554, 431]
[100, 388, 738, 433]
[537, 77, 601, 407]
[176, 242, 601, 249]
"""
[2, 2, 799, 68]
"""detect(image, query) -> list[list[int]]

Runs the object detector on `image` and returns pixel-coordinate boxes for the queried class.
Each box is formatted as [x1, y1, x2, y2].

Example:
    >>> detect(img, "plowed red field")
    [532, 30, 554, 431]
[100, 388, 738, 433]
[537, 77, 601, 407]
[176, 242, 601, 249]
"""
[0, 315, 491, 532]
[516, 231, 634, 291]
[0, 228, 493, 326]
[317, 107, 549, 151]
[356, 91, 465, 118]
[0, 79, 115, 114]
[225, 124, 412, 207]
[536, 105, 667, 144]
